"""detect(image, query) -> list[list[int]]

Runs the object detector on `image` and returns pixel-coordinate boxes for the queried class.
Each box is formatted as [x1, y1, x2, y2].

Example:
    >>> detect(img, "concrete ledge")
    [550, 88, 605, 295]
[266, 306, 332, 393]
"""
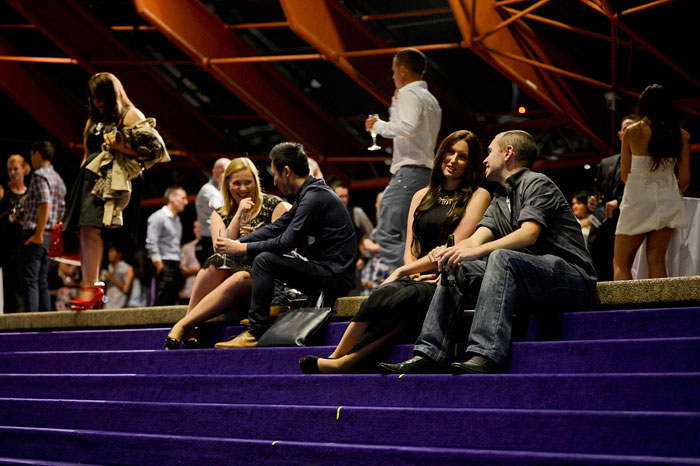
[595, 276, 700, 307]
[1, 277, 698, 331]
[0, 306, 238, 332]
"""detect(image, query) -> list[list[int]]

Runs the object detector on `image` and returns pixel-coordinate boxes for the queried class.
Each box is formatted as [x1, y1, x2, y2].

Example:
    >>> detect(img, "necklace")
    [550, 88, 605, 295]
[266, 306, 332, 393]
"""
[437, 190, 458, 205]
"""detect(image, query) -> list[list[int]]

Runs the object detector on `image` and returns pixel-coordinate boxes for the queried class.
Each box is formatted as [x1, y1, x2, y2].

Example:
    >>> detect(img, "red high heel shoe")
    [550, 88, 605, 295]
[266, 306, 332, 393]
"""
[69, 283, 107, 310]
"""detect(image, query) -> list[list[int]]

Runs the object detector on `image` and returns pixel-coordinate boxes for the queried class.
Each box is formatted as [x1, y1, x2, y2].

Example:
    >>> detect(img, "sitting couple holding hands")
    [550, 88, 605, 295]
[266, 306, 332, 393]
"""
[301, 129, 597, 375]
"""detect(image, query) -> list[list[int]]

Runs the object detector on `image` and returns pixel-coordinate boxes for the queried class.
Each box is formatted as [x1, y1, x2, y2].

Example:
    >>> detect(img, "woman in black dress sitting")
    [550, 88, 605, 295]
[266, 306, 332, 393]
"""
[63, 72, 145, 309]
[164, 157, 289, 349]
[300, 130, 491, 373]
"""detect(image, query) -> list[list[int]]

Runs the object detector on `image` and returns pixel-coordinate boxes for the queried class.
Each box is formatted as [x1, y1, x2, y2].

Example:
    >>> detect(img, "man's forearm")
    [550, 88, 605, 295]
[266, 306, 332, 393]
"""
[35, 203, 50, 235]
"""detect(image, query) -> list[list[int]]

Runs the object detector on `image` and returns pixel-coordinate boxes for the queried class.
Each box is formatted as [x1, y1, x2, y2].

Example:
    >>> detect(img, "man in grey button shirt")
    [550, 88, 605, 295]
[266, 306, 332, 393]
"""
[146, 186, 188, 306]
[380, 131, 597, 375]
[365, 48, 441, 270]
[194, 158, 230, 265]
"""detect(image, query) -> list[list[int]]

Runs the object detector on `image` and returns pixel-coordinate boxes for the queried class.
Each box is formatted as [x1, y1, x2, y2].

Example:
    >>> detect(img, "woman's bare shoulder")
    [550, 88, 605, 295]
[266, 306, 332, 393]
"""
[122, 107, 146, 126]
[681, 128, 691, 142]
[413, 187, 429, 202]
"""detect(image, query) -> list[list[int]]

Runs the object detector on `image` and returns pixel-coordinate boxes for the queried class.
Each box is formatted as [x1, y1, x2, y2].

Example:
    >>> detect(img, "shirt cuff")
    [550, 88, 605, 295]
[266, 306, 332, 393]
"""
[150, 253, 162, 263]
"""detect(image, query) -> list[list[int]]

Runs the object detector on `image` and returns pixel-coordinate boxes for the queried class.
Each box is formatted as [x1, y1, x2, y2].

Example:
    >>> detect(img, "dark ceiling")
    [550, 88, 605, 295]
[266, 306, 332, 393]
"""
[1, 0, 698, 209]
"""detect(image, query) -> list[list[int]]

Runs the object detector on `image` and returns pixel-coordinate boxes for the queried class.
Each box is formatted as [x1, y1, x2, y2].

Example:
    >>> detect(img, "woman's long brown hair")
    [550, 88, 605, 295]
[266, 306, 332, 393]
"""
[83, 72, 135, 138]
[411, 130, 484, 258]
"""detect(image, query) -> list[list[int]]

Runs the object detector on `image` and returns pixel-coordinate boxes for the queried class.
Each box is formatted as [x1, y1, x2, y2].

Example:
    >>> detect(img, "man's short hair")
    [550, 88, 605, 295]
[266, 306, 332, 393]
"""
[498, 130, 538, 168]
[394, 48, 427, 77]
[30, 141, 54, 162]
[164, 185, 184, 203]
[269, 142, 310, 177]
[329, 180, 348, 191]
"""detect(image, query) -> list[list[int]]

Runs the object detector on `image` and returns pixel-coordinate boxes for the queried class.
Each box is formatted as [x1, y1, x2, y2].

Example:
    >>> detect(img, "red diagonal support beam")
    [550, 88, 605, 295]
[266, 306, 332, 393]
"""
[0, 37, 84, 153]
[7, 0, 233, 159]
[450, 0, 609, 154]
[134, 0, 360, 170]
[280, 0, 483, 139]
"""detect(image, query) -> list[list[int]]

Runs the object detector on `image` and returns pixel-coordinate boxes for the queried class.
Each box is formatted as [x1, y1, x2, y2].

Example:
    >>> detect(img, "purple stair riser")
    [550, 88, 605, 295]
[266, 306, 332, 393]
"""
[0, 307, 700, 352]
[0, 458, 106, 466]
[0, 323, 347, 351]
[510, 337, 700, 373]
[2, 399, 699, 456]
[524, 307, 700, 341]
[0, 346, 408, 375]
[0, 427, 697, 466]
[1, 373, 699, 412]
[2, 306, 699, 352]
[2, 338, 700, 375]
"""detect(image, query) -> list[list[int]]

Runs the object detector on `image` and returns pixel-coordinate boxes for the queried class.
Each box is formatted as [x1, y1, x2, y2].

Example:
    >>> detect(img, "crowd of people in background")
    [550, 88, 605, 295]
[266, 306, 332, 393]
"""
[0, 50, 692, 375]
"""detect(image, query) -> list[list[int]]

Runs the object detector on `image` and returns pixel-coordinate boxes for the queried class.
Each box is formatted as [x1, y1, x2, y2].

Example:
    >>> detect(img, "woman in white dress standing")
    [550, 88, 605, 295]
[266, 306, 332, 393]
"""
[613, 84, 691, 280]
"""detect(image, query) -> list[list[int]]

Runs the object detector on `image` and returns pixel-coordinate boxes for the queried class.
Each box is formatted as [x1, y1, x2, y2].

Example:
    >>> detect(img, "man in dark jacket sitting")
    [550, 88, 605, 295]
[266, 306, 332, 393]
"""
[214, 142, 356, 348]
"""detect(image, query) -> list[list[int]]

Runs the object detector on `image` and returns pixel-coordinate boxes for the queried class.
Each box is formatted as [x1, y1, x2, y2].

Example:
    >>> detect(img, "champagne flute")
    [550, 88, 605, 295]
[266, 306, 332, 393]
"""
[367, 113, 381, 151]
[217, 226, 232, 270]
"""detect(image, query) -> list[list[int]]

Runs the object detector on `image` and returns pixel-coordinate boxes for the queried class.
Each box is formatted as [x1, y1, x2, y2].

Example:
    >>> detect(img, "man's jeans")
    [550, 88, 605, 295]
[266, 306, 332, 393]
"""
[414, 249, 592, 365]
[375, 166, 430, 270]
[21, 234, 52, 313]
[245, 252, 350, 339]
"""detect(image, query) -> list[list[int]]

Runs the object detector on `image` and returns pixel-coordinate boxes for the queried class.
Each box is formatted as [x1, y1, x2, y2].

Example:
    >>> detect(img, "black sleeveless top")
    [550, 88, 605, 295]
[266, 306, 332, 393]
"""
[412, 190, 460, 259]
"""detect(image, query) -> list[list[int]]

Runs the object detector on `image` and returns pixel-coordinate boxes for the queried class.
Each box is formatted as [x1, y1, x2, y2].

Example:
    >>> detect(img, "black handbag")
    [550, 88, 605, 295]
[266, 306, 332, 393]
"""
[257, 293, 333, 347]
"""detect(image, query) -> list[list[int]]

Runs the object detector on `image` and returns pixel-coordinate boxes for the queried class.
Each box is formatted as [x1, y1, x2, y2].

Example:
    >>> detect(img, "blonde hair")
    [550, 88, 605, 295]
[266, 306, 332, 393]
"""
[220, 157, 263, 218]
[7, 154, 31, 175]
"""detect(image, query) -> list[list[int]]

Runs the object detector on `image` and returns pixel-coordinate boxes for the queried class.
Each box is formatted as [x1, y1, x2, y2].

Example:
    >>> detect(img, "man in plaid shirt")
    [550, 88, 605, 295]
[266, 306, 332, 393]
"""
[21, 141, 66, 312]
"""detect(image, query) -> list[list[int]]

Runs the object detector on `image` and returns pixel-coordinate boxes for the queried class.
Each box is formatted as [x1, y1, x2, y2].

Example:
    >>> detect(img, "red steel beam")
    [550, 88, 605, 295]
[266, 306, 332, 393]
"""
[133, 0, 361, 178]
[7, 0, 234, 160]
[280, 0, 391, 106]
[0, 37, 84, 154]
[280, 0, 483, 141]
[360, 8, 452, 22]
[450, 0, 609, 154]
[475, 0, 552, 42]
[621, 0, 676, 16]
[501, 7, 638, 49]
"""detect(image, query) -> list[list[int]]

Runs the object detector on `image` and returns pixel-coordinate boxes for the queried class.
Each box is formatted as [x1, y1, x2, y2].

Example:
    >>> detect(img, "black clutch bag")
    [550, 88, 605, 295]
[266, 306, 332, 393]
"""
[257, 293, 333, 347]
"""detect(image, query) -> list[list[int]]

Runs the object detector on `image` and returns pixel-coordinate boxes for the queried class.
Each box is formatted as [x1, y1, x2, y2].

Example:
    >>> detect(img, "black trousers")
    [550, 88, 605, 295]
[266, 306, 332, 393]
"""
[245, 252, 350, 338]
[154, 260, 183, 306]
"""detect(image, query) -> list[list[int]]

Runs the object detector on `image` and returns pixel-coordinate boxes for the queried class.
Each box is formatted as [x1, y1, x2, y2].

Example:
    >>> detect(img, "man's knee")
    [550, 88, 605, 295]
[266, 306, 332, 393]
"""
[252, 252, 280, 272]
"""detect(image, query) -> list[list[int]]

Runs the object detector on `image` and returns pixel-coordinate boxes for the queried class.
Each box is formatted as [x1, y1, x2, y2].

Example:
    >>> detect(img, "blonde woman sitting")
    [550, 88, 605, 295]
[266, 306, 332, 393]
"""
[165, 157, 289, 349]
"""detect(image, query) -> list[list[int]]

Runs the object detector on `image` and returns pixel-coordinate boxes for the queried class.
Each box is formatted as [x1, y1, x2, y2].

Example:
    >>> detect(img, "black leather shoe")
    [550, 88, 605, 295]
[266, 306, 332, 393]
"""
[299, 356, 321, 374]
[451, 355, 502, 374]
[378, 355, 444, 374]
[164, 336, 180, 350]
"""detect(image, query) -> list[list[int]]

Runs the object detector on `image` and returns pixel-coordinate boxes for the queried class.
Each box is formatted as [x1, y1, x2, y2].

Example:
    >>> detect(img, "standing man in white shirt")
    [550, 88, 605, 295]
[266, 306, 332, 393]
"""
[194, 158, 230, 265]
[365, 48, 442, 269]
[146, 186, 188, 306]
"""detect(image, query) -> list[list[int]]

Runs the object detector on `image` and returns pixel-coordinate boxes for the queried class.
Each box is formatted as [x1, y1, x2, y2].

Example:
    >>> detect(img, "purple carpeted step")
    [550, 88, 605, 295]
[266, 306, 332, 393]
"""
[2, 305, 697, 352]
[0, 426, 698, 466]
[524, 307, 700, 341]
[0, 322, 350, 352]
[2, 337, 700, 375]
[2, 398, 699, 456]
[0, 458, 106, 465]
[510, 337, 700, 374]
[1, 373, 698, 412]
